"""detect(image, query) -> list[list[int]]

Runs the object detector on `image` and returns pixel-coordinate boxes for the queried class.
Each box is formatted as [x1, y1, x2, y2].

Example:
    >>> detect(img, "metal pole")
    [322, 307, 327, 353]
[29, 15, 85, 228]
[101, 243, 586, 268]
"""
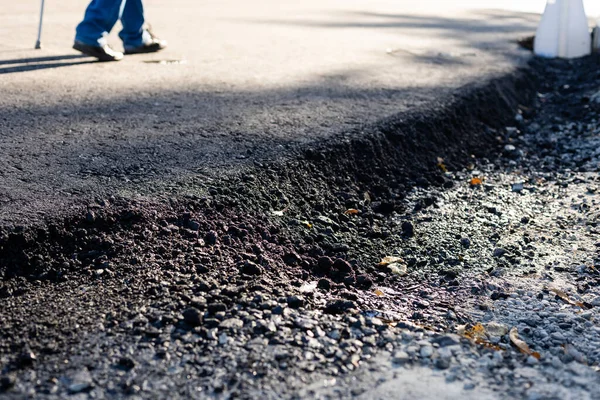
[35, 0, 46, 49]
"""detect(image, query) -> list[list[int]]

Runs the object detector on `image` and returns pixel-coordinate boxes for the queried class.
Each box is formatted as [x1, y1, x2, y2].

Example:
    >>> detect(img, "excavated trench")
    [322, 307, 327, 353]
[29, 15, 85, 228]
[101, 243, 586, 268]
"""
[0, 60, 543, 398]
[0, 68, 535, 284]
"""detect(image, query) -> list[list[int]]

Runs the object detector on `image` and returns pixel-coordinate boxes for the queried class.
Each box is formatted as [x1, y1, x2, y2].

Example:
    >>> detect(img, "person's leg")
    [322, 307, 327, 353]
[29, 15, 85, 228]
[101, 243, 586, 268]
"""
[119, 0, 167, 54]
[118, 0, 145, 48]
[75, 0, 124, 46]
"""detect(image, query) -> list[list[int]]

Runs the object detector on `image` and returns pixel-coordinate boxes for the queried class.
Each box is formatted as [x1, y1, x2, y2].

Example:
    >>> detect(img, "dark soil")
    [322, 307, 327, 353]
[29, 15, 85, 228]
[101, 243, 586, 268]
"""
[2, 54, 597, 398]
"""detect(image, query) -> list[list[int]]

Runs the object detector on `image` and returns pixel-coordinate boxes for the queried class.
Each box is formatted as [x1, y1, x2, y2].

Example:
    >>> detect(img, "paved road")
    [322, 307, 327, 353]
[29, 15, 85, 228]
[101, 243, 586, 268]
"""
[0, 0, 538, 226]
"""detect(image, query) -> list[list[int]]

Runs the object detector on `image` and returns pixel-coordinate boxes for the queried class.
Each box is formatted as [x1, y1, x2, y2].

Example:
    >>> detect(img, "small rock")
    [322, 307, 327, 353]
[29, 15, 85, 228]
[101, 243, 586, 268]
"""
[460, 237, 471, 248]
[17, 349, 36, 367]
[512, 182, 524, 193]
[283, 252, 301, 266]
[490, 291, 509, 300]
[204, 231, 218, 245]
[0, 374, 16, 391]
[316, 257, 333, 274]
[206, 328, 218, 341]
[317, 278, 331, 291]
[287, 295, 305, 309]
[294, 317, 315, 330]
[356, 275, 373, 289]
[67, 369, 94, 394]
[392, 351, 410, 365]
[550, 332, 566, 342]
[485, 322, 509, 337]
[504, 144, 522, 159]
[420, 345, 434, 358]
[493, 248, 507, 258]
[207, 303, 227, 314]
[333, 259, 353, 273]
[182, 308, 203, 326]
[187, 220, 201, 231]
[432, 334, 461, 347]
[219, 318, 244, 330]
[240, 261, 263, 276]
[401, 221, 414, 237]
[299, 281, 318, 294]
[414, 300, 430, 309]
[272, 305, 285, 315]
[118, 357, 136, 370]
[324, 299, 355, 314]
[218, 333, 228, 345]
[526, 355, 539, 365]
[435, 358, 451, 370]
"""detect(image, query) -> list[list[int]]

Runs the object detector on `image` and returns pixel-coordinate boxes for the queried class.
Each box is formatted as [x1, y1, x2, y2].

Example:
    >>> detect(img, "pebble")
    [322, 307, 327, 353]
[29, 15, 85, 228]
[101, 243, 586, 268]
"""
[287, 295, 305, 309]
[67, 369, 93, 394]
[324, 299, 355, 314]
[493, 248, 507, 258]
[219, 318, 244, 330]
[550, 332, 566, 342]
[419, 345, 434, 358]
[432, 334, 461, 347]
[182, 308, 203, 326]
[240, 261, 263, 276]
[526, 356, 539, 365]
[218, 333, 229, 345]
[401, 221, 414, 237]
[435, 358, 451, 370]
[392, 351, 410, 365]
[512, 182, 524, 193]
[204, 230, 218, 245]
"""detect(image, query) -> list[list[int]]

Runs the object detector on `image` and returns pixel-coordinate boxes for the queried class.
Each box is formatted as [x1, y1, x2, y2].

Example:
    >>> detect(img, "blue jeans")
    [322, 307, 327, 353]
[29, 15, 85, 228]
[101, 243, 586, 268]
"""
[75, 0, 145, 48]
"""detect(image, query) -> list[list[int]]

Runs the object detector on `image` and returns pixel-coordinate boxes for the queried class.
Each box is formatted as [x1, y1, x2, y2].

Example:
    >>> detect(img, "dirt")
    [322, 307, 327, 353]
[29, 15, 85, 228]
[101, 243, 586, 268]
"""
[1, 54, 598, 399]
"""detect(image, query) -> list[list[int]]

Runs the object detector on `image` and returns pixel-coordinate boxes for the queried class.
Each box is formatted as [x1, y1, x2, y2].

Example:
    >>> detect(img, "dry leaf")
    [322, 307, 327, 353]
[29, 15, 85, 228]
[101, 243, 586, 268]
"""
[378, 256, 403, 266]
[549, 287, 588, 309]
[469, 177, 483, 186]
[461, 323, 502, 351]
[463, 323, 487, 341]
[374, 289, 384, 297]
[300, 220, 313, 229]
[509, 327, 541, 359]
[378, 257, 407, 276]
[344, 209, 360, 215]
[388, 263, 407, 276]
[437, 157, 447, 173]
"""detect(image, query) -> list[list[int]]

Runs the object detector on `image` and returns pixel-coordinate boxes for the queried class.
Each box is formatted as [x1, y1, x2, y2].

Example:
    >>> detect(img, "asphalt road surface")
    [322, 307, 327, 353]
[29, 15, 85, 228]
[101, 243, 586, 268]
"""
[0, 0, 537, 226]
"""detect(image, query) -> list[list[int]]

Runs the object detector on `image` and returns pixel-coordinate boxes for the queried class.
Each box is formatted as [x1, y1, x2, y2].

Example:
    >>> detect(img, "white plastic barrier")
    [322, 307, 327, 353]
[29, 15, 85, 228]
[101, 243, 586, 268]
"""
[534, 0, 591, 58]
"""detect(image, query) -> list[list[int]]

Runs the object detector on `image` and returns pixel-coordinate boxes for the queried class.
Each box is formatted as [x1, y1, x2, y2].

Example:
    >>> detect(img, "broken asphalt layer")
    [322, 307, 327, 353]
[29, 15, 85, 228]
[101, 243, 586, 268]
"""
[0, 1, 565, 399]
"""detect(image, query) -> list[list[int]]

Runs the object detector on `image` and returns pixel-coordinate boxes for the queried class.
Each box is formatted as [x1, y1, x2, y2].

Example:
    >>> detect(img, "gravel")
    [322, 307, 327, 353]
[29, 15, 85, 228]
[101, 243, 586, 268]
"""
[1, 55, 600, 399]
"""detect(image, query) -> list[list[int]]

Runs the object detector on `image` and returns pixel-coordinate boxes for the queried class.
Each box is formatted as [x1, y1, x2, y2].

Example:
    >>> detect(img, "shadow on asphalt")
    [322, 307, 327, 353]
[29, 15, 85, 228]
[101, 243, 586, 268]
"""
[0, 54, 95, 74]
[0, 8, 537, 224]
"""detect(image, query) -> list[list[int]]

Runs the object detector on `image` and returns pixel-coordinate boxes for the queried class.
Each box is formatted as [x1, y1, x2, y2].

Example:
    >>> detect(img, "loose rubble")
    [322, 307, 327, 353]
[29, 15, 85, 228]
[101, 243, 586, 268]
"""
[0, 55, 599, 399]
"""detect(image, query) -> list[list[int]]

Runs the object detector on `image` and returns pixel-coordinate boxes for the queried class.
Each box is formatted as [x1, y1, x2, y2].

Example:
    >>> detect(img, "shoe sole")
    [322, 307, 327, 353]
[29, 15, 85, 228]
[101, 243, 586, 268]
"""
[124, 43, 167, 55]
[73, 42, 123, 62]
